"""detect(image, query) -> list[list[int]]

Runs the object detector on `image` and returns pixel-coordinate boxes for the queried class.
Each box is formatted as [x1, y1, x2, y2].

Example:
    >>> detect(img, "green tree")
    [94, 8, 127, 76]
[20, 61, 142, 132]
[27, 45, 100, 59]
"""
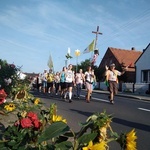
[78, 59, 91, 73]
[0, 59, 20, 96]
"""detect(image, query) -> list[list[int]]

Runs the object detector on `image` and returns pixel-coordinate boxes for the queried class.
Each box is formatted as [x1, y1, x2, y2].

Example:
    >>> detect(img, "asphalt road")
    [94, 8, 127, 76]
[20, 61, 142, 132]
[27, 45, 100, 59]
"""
[33, 91, 150, 150]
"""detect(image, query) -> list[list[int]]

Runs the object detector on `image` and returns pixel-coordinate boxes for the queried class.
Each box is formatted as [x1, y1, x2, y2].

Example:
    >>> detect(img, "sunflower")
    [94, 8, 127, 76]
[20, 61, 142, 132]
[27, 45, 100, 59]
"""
[82, 141, 93, 150]
[4, 103, 16, 111]
[82, 140, 107, 150]
[126, 129, 137, 150]
[52, 115, 67, 124]
[93, 141, 107, 150]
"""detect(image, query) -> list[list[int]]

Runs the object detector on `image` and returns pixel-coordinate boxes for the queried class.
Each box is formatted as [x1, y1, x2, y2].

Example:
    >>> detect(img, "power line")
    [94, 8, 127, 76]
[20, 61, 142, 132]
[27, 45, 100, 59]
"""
[98, 8, 150, 47]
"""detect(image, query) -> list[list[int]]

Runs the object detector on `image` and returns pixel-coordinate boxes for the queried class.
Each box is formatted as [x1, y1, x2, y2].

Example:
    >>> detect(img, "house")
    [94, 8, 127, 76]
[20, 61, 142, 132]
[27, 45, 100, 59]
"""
[99, 47, 142, 82]
[135, 43, 150, 83]
[24, 72, 39, 79]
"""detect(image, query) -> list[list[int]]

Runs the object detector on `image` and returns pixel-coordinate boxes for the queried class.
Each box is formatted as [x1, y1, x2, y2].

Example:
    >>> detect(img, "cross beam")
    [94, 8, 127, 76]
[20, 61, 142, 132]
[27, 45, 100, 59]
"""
[92, 26, 102, 49]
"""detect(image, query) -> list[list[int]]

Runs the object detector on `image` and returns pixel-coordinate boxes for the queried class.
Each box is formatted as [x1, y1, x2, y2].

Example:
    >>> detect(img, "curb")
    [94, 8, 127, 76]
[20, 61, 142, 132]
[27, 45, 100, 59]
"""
[92, 90, 150, 102]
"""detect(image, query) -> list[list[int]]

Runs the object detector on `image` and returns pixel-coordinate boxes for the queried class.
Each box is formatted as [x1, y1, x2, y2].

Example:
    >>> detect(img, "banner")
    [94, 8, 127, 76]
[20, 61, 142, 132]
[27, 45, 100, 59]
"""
[83, 39, 95, 54]
[47, 54, 53, 69]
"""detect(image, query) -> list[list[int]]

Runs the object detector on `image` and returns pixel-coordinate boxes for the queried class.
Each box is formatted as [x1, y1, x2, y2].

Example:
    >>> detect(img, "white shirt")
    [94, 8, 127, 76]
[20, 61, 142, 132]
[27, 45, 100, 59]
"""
[85, 71, 94, 83]
[65, 70, 74, 83]
[42, 72, 47, 81]
[108, 70, 121, 81]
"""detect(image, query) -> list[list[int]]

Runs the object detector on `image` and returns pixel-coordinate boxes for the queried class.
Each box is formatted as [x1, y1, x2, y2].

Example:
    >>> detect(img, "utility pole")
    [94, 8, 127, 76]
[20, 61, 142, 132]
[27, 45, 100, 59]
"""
[92, 26, 102, 49]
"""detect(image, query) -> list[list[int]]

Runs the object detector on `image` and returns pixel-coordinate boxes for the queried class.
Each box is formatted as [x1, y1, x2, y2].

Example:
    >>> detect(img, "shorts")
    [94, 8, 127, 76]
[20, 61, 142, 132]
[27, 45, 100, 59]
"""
[60, 82, 66, 89]
[42, 81, 47, 88]
[85, 82, 92, 91]
[108, 80, 118, 95]
[65, 82, 73, 88]
[47, 82, 54, 88]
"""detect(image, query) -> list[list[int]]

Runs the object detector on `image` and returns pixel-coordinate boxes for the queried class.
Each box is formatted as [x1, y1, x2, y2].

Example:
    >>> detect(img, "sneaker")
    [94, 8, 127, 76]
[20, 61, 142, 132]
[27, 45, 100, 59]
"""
[69, 99, 72, 103]
[110, 100, 114, 104]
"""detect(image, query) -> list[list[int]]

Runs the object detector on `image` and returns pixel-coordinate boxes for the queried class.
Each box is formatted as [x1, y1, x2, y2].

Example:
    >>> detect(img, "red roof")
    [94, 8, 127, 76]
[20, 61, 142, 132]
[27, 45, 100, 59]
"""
[109, 47, 142, 67]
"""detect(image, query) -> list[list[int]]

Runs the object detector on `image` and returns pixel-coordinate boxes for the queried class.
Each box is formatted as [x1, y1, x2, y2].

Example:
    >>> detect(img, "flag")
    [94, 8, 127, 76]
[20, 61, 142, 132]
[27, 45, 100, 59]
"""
[83, 39, 95, 54]
[47, 54, 53, 69]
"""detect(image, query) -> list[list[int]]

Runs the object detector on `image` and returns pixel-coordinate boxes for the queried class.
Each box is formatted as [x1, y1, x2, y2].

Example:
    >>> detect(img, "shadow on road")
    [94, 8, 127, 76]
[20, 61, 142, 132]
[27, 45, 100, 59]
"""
[113, 117, 150, 132]
[70, 109, 93, 117]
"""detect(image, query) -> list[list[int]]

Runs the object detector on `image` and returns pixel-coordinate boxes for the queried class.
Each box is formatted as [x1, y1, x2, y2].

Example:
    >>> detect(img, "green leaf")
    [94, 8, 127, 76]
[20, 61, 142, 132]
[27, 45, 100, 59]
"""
[110, 132, 119, 139]
[7, 140, 17, 146]
[0, 142, 6, 150]
[77, 132, 97, 146]
[55, 141, 73, 150]
[38, 121, 70, 143]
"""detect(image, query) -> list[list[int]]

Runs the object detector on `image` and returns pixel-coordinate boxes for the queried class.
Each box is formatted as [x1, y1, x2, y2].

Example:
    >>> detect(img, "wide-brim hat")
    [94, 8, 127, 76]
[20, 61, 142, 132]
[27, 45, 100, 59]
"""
[110, 63, 115, 67]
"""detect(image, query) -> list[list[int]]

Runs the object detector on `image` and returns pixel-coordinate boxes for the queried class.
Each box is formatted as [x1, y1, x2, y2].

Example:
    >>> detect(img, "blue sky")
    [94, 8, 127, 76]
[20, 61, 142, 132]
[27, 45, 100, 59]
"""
[0, 0, 150, 73]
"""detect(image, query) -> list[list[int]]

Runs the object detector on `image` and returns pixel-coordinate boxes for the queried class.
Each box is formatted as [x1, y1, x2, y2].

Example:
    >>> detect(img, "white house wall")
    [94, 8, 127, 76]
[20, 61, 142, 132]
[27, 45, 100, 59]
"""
[136, 45, 150, 82]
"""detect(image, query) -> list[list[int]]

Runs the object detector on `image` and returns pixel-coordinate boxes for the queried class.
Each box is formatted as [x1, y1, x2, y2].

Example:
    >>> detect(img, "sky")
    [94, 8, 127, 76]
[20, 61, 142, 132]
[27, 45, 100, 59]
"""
[0, 0, 150, 73]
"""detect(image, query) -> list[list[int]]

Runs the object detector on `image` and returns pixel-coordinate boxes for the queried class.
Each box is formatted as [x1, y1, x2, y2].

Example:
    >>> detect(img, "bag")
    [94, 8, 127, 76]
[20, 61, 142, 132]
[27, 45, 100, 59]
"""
[86, 80, 93, 84]
[104, 80, 109, 87]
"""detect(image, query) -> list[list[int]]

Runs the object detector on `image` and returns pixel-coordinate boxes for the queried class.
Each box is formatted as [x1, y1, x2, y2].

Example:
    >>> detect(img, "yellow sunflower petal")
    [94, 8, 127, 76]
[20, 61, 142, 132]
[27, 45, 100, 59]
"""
[82, 141, 94, 150]
[93, 141, 107, 150]
[126, 129, 137, 150]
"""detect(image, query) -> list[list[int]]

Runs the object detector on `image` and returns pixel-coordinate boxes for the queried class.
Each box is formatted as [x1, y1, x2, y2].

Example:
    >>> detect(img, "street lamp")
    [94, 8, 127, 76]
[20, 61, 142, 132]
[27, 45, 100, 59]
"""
[75, 49, 80, 73]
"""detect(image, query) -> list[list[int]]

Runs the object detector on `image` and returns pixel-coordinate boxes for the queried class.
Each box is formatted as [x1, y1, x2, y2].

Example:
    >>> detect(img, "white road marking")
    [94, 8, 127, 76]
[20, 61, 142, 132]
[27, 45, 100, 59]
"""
[80, 95, 109, 103]
[138, 108, 150, 112]
[92, 97, 109, 103]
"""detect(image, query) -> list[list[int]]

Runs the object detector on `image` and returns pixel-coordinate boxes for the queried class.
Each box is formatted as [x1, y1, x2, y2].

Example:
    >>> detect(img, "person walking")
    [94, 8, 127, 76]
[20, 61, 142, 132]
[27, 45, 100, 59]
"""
[75, 69, 85, 99]
[47, 69, 55, 96]
[37, 73, 43, 92]
[59, 66, 67, 98]
[54, 72, 60, 95]
[64, 64, 74, 103]
[105, 63, 128, 104]
[42, 69, 47, 93]
[84, 66, 94, 103]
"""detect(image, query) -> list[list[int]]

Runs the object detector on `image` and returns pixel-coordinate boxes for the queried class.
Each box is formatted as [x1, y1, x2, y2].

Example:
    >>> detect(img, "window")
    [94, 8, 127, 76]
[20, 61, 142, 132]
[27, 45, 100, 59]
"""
[142, 70, 150, 83]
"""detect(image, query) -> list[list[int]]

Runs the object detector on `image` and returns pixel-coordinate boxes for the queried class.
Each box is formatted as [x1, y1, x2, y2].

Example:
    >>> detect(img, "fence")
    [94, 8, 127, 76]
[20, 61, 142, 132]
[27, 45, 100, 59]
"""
[97, 82, 150, 94]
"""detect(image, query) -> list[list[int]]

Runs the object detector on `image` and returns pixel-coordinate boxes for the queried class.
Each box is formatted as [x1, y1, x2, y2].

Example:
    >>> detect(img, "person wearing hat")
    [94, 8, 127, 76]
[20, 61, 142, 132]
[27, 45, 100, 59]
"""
[105, 63, 128, 104]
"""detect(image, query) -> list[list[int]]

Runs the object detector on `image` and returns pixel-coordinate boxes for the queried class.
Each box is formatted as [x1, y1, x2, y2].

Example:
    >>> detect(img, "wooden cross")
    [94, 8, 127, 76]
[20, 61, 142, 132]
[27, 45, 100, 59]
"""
[92, 26, 102, 49]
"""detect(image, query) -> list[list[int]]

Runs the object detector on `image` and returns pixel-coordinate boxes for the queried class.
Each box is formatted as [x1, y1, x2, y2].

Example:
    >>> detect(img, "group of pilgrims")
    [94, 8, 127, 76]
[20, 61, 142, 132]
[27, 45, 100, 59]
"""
[35, 64, 96, 103]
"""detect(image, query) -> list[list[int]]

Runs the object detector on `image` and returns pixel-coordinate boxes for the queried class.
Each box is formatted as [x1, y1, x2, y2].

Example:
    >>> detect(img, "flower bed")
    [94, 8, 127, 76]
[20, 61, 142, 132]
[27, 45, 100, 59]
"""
[0, 88, 137, 150]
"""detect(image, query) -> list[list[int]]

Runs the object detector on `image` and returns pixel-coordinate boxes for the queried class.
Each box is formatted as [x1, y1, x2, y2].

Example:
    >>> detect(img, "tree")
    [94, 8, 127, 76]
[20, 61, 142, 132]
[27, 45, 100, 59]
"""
[0, 59, 20, 95]
[78, 59, 91, 73]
